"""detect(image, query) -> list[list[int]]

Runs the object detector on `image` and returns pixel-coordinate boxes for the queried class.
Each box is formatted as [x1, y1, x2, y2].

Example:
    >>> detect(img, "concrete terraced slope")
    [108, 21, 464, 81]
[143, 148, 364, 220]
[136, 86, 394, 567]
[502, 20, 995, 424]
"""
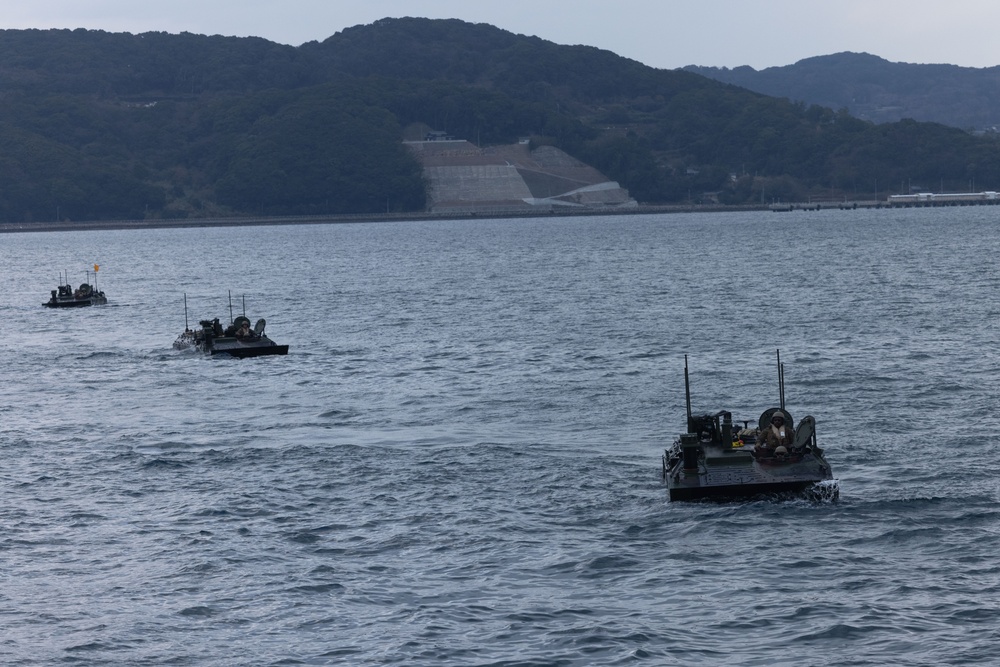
[406, 140, 636, 214]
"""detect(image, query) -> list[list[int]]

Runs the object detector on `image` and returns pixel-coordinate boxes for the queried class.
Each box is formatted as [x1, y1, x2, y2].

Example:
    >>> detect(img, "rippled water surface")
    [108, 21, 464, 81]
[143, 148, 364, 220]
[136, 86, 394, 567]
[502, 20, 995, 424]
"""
[3, 208, 1000, 665]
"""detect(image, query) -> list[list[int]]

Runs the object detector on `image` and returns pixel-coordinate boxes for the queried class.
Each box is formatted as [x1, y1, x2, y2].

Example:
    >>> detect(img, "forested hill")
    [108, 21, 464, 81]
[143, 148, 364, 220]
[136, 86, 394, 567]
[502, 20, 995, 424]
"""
[685, 52, 1000, 131]
[3, 19, 1000, 223]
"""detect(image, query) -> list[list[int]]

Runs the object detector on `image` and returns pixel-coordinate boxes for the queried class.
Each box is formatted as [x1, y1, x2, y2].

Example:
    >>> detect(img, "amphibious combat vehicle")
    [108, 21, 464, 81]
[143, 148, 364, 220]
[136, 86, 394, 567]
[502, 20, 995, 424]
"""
[43, 268, 107, 308]
[173, 293, 288, 358]
[662, 352, 836, 501]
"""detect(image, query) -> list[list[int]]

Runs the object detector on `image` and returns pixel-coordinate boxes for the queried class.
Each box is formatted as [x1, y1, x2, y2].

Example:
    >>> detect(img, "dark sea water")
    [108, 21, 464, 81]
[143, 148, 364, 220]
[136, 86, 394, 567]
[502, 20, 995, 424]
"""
[3, 207, 1000, 665]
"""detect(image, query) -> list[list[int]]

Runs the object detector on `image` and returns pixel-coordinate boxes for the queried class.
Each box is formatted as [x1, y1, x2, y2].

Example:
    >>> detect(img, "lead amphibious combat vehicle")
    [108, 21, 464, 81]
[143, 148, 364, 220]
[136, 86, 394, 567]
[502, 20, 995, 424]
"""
[662, 352, 836, 501]
[173, 293, 288, 358]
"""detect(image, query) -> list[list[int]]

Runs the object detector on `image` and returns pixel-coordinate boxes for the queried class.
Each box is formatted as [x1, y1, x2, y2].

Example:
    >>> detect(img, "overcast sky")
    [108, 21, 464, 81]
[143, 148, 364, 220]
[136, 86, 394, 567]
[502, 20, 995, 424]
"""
[5, 0, 999, 70]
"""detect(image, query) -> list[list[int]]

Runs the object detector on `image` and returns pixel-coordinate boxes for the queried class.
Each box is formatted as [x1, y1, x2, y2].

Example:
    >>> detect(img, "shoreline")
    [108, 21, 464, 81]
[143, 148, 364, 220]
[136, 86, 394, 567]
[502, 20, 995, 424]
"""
[0, 198, 924, 234]
[0, 204, 764, 234]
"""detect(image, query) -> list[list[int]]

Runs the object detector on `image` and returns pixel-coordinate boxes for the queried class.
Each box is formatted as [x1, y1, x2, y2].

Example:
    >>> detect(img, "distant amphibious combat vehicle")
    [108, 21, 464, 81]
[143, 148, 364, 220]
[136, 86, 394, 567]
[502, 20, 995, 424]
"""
[42, 267, 107, 308]
[662, 352, 836, 501]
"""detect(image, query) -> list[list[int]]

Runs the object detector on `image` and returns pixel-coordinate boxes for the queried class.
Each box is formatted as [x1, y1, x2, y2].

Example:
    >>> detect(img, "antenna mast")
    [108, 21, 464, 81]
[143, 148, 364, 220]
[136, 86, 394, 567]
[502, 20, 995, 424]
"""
[684, 355, 693, 432]
[776, 349, 786, 410]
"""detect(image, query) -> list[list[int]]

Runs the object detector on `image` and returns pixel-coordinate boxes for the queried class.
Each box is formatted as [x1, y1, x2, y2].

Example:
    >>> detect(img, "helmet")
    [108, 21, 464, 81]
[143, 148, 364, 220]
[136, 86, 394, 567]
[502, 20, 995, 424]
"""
[771, 411, 785, 423]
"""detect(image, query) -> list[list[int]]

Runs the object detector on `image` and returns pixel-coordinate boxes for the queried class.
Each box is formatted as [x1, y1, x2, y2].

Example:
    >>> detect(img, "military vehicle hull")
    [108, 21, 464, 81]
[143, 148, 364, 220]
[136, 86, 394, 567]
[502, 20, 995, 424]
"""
[43, 283, 106, 307]
[205, 337, 289, 358]
[662, 436, 835, 501]
[174, 324, 288, 359]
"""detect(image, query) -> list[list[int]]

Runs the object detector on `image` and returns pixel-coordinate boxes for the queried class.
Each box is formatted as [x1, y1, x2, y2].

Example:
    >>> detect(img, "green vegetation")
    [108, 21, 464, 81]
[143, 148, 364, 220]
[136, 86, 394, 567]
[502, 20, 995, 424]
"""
[1, 20, 999, 222]
[686, 52, 1000, 131]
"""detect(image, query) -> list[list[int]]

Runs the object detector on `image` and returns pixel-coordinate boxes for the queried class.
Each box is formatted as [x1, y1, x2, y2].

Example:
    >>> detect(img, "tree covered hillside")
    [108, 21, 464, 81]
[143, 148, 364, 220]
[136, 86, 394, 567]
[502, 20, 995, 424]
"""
[1, 20, 999, 223]
[685, 52, 1000, 131]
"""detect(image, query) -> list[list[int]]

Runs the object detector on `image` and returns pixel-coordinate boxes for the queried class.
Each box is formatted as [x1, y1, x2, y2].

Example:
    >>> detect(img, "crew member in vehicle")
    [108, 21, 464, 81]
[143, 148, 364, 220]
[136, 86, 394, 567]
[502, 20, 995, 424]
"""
[757, 410, 794, 451]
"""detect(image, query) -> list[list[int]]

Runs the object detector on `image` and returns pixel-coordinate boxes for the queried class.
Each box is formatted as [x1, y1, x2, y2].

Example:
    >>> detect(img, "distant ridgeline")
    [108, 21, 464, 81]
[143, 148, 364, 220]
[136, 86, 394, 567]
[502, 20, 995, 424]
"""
[684, 52, 1000, 131]
[406, 139, 636, 214]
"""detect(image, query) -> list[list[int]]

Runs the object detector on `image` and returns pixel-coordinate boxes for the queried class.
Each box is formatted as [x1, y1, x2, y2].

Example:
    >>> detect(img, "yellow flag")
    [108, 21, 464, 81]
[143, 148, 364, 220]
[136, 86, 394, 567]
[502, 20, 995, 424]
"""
[94, 264, 99, 272]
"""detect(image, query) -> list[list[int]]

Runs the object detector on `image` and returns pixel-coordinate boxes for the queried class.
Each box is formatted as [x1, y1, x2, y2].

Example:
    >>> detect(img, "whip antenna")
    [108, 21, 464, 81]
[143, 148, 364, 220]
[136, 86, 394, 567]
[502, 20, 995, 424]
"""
[684, 355, 693, 432]
[776, 349, 786, 410]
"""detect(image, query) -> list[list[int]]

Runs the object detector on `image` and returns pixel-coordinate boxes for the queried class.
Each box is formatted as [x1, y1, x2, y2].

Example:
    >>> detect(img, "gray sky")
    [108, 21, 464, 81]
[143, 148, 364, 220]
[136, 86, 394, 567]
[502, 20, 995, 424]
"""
[5, 0, 1000, 70]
